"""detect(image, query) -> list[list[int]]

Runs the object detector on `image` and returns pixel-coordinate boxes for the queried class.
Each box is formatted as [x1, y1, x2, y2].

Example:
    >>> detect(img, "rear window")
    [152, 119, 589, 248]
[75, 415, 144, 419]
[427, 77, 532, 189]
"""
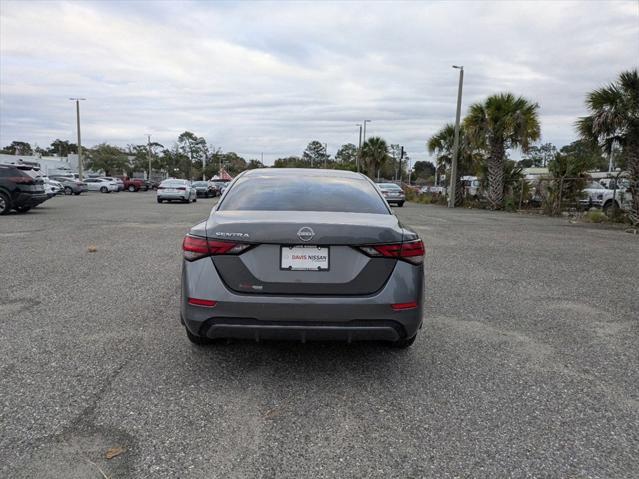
[161, 180, 186, 186]
[219, 176, 389, 214]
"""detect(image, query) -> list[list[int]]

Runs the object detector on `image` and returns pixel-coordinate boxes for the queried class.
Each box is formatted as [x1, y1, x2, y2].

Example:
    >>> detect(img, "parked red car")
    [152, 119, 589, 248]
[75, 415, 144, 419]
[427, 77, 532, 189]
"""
[117, 176, 148, 192]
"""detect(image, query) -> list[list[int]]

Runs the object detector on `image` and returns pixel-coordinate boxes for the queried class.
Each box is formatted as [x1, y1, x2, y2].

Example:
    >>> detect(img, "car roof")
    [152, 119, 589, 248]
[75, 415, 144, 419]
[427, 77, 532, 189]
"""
[241, 168, 366, 180]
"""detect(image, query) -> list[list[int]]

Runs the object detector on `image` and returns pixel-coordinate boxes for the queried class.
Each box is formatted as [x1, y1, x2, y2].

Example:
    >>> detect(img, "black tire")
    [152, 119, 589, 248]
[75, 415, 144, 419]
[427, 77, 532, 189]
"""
[390, 334, 417, 349]
[157, 198, 163, 203]
[0, 192, 12, 215]
[64, 187, 73, 195]
[15, 205, 31, 213]
[100, 186, 108, 193]
[185, 327, 213, 345]
[397, 201, 405, 207]
[193, 197, 197, 203]
[602, 200, 619, 217]
[74, 192, 81, 196]
[128, 185, 136, 192]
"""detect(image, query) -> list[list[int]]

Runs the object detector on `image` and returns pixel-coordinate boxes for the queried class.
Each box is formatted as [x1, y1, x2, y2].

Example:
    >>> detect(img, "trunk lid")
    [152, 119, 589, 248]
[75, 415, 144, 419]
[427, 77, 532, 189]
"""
[205, 210, 403, 296]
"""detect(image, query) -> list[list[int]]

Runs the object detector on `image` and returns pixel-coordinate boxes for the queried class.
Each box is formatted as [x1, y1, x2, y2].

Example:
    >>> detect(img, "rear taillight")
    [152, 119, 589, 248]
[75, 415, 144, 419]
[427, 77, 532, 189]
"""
[182, 235, 252, 261]
[8, 176, 35, 185]
[358, 239, 425, 265]
[188, 298, 217, 307]
[392, 301, 418, 311]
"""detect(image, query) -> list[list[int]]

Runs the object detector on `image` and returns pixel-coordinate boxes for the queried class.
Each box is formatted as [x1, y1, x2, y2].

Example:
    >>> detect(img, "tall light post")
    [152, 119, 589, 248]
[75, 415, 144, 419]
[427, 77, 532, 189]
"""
[356, 124, 362, 172]
[69, 98, 86, 180]
[146, 134, 152, 181]
[324, 143, 328, 168]
[448, 65, 464, 208]
[362, 119, 371, 144]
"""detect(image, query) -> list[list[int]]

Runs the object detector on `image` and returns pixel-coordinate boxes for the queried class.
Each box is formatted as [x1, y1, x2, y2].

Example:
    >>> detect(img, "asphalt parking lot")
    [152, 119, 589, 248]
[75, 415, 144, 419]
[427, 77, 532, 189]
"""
[1, 192, 638, 478]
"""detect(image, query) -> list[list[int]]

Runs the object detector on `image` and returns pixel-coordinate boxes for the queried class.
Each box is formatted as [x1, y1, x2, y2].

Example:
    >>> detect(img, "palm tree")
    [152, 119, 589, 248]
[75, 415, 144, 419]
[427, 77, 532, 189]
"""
[361, 137, 389, 179]
[577, 69, 639, 224]
[464, 93, 540, 209]
[427, 124, 480, 205]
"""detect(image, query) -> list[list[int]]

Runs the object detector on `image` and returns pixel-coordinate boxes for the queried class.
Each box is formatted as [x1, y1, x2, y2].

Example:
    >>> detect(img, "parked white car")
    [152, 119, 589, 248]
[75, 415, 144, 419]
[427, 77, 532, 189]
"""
[157, 179, 197, 203]
[41, 176, 63, 197]
[84, 178, 119, 193]
[100, 176, 125, 191]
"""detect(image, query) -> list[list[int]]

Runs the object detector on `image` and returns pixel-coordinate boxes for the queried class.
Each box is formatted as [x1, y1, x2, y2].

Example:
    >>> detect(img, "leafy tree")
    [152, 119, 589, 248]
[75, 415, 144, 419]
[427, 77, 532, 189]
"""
[577, 69, 639, 224]
[48, 139, 77, 156]
[1, 141, 33, 155]
[465, 93, 540, 209]
[220, 152, 247, 177]
[559, 139, 607, 171]
[335, 143, 357, 164]
[361, 137, 389, 179]
[247, 159, 265, 169]
[302, 141, 329, 167]
[413, 161, 436, 180]
[178, 131, 208, 178]
[86, 144, 129, 176]
[520, 143, 557, 167]
[273, 156, 309, 168]
[427, 124, 480, 205]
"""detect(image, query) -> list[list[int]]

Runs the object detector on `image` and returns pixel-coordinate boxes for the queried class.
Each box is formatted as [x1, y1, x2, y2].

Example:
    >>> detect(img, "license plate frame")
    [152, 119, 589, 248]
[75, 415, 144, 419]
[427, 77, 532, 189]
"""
[280, 245, 330, 271]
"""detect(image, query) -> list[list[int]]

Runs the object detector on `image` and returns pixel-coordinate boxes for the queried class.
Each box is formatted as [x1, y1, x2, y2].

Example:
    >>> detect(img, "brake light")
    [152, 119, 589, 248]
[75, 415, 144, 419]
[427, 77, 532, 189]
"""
[188, 298, 217, 307]
[392, 301, 418, 311]
[359, 239, 425, 264]
[182, 235, 252, 261]
[8, 176, 35, 185]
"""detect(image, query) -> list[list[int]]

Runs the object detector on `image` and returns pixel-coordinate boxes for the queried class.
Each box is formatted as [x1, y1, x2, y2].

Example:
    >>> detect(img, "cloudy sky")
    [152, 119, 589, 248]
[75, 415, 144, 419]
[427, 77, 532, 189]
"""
[1, 0, 637, 165]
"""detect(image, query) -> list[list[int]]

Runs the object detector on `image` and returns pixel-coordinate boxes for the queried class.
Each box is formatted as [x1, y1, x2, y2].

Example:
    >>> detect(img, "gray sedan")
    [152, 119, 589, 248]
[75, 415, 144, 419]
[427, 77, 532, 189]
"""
[377, 182, 406, 207]
[180, 169, 425, 348]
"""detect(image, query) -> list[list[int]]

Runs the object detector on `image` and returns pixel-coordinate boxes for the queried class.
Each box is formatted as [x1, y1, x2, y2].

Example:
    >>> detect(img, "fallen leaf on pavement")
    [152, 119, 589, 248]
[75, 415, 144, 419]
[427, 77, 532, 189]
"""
[105, 446, 126, 459]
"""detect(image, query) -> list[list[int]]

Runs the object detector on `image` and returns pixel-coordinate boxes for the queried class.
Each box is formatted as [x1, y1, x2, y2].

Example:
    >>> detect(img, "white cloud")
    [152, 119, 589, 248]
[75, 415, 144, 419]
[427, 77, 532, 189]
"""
[0, 0, 637, 164]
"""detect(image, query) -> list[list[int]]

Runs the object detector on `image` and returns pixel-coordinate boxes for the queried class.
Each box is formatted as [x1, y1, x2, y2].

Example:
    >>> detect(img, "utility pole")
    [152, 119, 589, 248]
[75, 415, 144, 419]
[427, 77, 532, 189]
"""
[362, 119, 371, 144]
[398, 146, 404, 182]
[69, 98, 86, 180]
[324, 143, 328, 168]
[448, 65, 464, 208]
[146, 134, 152, 181]
[356, 124, 362, 173]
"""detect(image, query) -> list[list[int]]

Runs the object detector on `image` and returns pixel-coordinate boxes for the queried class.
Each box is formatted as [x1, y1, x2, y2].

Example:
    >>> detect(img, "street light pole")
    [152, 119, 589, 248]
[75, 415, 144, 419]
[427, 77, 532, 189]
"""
[356, 124, 362, 172]
[69, 98, 86, 180]
[146, 134, 152, 181]
[324, 143, 328, 168]
[448, 66, 464, 208]
[362, 119, 371, 143]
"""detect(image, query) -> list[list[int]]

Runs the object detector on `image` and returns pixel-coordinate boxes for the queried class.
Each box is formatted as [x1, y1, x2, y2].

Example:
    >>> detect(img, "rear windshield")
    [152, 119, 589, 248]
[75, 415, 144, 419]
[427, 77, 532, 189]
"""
[219, 176, 389, 214]
[379, 183, 401, 189]
[161, 180, 186, 186]
[192, 182, 207, 186]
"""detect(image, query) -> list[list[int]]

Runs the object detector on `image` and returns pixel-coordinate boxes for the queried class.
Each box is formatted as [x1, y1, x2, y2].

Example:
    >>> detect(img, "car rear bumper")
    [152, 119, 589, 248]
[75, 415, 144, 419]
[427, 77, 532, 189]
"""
[158, 193, 189, 200]
[15, 192, 48, 207]
[181, 257, 424, 342]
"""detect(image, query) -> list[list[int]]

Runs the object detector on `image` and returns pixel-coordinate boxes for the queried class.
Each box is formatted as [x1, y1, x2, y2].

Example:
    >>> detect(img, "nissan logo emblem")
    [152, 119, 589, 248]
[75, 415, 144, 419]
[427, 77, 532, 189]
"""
[297, 227, 315, 242]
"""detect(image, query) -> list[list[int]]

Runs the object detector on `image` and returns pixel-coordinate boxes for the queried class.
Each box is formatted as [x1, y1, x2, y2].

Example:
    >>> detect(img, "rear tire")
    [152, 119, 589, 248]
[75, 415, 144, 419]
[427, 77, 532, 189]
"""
[391, 334, 416, 349]
[64, 187, 73, 195]
[397, 201, 404, 207]
[100, 186, 108, 193]
[185, 327, 213, 345]
[603, 200, 619, 217]
[193, 197, 197, 203]
[0, 192, 11, 215]
[128, 185, 136, 192]
[157, 198, 163, 203]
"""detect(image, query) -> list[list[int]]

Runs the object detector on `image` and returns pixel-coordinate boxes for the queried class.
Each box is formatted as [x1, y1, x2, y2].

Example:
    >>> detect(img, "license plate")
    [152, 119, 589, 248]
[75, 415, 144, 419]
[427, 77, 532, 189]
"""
[165, 188, 177, 193]
[281, 245, 329, 271]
